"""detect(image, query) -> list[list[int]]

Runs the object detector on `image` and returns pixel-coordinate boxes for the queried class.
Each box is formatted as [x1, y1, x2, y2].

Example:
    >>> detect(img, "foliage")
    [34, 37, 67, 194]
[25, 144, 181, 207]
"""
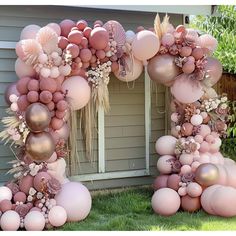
[57, 187, 236, 231]
[190, 5, 236, 74]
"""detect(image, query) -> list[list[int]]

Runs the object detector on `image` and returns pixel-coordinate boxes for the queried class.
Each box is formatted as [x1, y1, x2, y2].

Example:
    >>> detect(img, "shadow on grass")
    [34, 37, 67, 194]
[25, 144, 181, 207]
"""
[58, 187, 236, 231]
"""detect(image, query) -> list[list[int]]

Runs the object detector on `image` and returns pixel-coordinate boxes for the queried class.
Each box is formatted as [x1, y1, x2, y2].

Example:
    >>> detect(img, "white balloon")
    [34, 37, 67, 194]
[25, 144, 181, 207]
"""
[125, 30, 136, 44]
[0, 186, 12, 202]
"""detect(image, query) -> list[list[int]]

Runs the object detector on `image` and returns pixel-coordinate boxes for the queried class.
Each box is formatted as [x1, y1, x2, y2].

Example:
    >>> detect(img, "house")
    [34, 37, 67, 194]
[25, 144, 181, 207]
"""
[0, 5, 213, 189]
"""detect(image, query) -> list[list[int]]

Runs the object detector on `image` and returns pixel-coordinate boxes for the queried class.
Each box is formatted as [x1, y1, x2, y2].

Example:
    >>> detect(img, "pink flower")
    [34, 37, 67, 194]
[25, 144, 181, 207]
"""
[172, 160, 182, 173]
[47, 178, 61, 195]
[159, 45, 168, 54]
[15, 204, 30, 218]
[182, 172, 195, 183]
[214, 120, 227, 132]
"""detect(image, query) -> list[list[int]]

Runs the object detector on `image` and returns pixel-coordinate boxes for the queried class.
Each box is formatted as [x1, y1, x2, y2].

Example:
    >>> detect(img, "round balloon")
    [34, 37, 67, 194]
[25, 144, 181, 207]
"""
[24, 211, 45, 231]
[155, 135, 177, 155]
[147, 54, 180, 86]
[89, 27, 109, 50]
[15, 58, 36, 78]
[4, 82, 20, 105]
[61, 76, 91, 111]
[48, 206, 67, 227]
[20, 24, 41, 40]
[0, 210, 20, 231]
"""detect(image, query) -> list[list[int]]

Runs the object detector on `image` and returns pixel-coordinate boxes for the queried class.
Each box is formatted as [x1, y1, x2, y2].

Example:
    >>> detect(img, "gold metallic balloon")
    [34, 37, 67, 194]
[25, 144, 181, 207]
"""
[25, 103, 51, 132]
[195, 163, 219, 186]
[25, 131, 55, 162]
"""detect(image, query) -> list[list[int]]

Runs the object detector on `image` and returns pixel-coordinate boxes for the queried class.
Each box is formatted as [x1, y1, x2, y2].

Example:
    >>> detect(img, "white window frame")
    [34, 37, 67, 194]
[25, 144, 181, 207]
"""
[0, 41, 151, 182]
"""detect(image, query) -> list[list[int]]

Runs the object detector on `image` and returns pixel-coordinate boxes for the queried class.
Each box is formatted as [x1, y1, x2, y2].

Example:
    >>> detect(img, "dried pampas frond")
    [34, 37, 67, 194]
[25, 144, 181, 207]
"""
[161, 14, 170, 36]
[21, 39, 42, 65]
[154, 13, 162, 39]
[36, 26, 58, 54]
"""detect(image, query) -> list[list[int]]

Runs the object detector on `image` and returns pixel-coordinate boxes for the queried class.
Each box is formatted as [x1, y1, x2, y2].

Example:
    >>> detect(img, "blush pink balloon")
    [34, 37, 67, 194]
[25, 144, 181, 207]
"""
[20, 25, 41, 40]
[59, 19, 76, 37]
[190, 114, 203, 126]
[155, 135, 177, 155]
[179, 153, 194, 166]
[48, 206, 67, 227]
[0, 210, 20, 231]
[66, 43, 80, 58]
[24, 211, 45, 231]
[152, 188, 180, 216]
[180, 165, 192, 174]
[0, 186, 12, 202]
[61, 76, 91, 111]
[80, 48, 92, 62]
[89, 27, 109, 50]
[198, 124, 211, 138]
[114, 56, 143, 82]
[132, 30, 160, 62]
[199, 141, 210, 153]
[199, 152, 210, 164]
[15, 58, 36, 78]
[55, 182, 92, 222]
[171, 74, 204, 104]
[157, 155, 175, 174]
[55, 123, 70, 140]
[199, 34, 218, 53]
[186, 182, 202, 197]
[47, 23, 61, 36]
[4, 82, 20, 105]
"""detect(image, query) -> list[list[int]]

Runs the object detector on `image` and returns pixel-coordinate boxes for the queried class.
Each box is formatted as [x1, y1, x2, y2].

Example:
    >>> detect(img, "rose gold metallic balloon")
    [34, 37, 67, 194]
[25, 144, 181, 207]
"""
[195, 163, 219, 186]
[25, 103, 51, 132]
[147, 54, 181, 86]
[25, 132, 55, 162]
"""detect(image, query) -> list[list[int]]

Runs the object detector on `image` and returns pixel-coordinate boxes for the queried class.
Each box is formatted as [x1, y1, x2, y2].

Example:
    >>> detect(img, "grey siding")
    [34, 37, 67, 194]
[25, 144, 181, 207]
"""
[0, 5, 183, 189]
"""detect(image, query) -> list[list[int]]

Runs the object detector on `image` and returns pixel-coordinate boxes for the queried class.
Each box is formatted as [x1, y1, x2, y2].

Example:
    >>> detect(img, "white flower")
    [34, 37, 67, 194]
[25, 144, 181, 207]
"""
[221, 97, 227, 102]
[37, 192, 43, 199]
[27, 195, 33, 202]
[221, 103, 227, 109]
[29, 187, 37, 196]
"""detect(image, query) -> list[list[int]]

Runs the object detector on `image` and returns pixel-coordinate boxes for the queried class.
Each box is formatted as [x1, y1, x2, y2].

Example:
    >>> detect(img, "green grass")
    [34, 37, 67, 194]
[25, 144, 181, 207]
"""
[58, 187, 236, 231]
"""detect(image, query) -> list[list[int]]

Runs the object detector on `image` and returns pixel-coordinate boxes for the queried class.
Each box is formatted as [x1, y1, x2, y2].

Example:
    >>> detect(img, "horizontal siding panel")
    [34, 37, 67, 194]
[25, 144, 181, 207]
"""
[106, 136, 145, 149]
[105, 115, 144, 127]
[108, 104, 144, 116]
[0, 72, 18, 83]
[0, 58, 15, 72]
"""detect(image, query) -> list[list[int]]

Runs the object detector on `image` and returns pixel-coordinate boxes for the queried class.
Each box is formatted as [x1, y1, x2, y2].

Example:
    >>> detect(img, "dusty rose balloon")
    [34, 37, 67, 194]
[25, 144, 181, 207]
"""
[80, 48, 92, 62]
[17, 95, 30, 111]
[55, 123, 70, 140]
[181, 195, 201, 213]
[96, 50, 106, 60]
[167, 174, 181, 191]
[203, 57, 223, 87]
[27, 79, 39, 91]
[191, 161, 201, 172]
[179, 153, 194, 166]
[186, 182, 202, 197]
[66, 43, 80, 58]
[56, 100, 68, 112]
[0, 210, 20, 231]
[13, 192, 26, 203]
[61, 76, 91, 110]
[47, 23, 61, 36]
[190, 114, 203, 126]
[152, 175, 169, 191]
[58, 36, 69, 49]
[151, 188, 181, 216]
[182, 61, 195, 74]
[48, 206, 67, 227]
[83, 27, 92, 38]
[20, 24, 41, 40]
[147, 54, 180, 86]
[25, 103, 51, 132]
[68, 30, 83, 44]
[55, 182, 92, 222]
[180, 46, 192, 57]
[19, 175, 34, 194]
[24, 211, 45, 231]
[77, 20, 88, 30]
[39, 90, 53, 104]
[47, 101, 55, 111]
[171, 74, 204, 104]
[15, 58, 36, 78]
[155, 135, 177, 155]
[181, 123, 193, 136]
[59, 19, 76, 37]
[0, 199, 12, 212]
[55, 110, 65, 119]
[25, 132, 55, 162]
[39, 77, 57, 93]
[27, 91, 39, 103]
[16, 76, 31, 95]
[4, 82, 20, 105]
[89, 27, 109, 50]
[53, 91, 64, 103]
[51, 117, 64, 130]
[132, 30, 160, 62]
[157, 155, 175, 174]
[114, 56, 143, 82]
[33, 171, 51, 192]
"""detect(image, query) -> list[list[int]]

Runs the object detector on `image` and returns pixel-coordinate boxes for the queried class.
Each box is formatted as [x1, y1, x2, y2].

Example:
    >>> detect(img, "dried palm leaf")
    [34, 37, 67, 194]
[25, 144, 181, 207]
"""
[154, 13, 162, 39]
[160, 14, 170, 36]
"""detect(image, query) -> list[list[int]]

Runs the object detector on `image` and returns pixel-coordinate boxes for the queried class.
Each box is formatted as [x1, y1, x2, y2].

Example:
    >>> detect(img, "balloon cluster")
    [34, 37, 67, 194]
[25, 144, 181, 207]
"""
[150, 18, 236, 218]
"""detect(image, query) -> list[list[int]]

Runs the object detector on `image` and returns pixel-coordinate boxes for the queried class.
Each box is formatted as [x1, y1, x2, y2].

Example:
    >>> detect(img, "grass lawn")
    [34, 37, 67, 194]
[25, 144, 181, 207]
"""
[59, 187, 236, 231]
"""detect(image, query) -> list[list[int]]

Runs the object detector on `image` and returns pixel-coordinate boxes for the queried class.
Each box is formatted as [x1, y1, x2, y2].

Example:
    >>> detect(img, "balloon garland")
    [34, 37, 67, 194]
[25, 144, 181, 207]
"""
[0, 13, 234, 231]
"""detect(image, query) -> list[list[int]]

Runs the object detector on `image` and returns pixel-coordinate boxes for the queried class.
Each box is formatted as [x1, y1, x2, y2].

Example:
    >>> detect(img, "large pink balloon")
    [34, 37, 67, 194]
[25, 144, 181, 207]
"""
[114, 56, 143, 82]
[147, 54, 181, 86]
[61, 76, 91, 110]
[171, 74, 204, 104]
[203, 57, 223, 87]
[4, 82, 20, 105]
[132, 30, 160, 62]
[24, 211, 45, 231]
[20, 24, 41, 40]
[152, 188, 180, 216]
[15, 58, 36, 78]
[48, 206, 67, 227]
[0, 210, 20, 231]
[155, 135, 177, 155]
[55, 182, 92, 222]
[89, 27, 109, 50]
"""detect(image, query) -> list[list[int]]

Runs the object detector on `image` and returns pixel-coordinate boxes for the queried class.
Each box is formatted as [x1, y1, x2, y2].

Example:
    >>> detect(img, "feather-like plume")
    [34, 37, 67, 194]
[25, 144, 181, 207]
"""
[154, 13, 162, 39]
[161, 14, 170, 36]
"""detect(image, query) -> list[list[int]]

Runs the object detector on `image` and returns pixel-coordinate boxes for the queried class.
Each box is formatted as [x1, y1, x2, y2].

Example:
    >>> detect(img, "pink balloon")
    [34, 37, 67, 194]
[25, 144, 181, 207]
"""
[132, 30, 160, 62]
[186, 182, 202, 197]
[171, 74, 204, 104]
[59, 19, 76, 37]
[190, 114, 203, 126]
[39, 90, 53, 104]
[24, 211, 45, 231]
[48, 206, 67, 227]
[13, 191, 26, 203]
[199, 152, 210, 163]
[55, 182, 92, 222]
[114, 56, 143, 82]
[4, 82, 20, 105]
[33, 172, 51, 192]
[199, 34, 217, 53]
[179, 153, 194, 166]
[83, 27, 92, 38]
[76, 20, 88, 31]
[215, 164, 228, 185]
[68, 30, 83, 45]
[39, 77, 57, 94]
[20, 25, 41, 40]
[27, 91, 39, 103]
[198, 124, 211, 138]
[0, 210, 20, 231]
[66, 43, 80, 58]
[180, 165, 192, 174]
[161, 33, 175, 46]
[15, 58, 36, 78]
[51, 117, 64, 130]
[0, 186, 12, 202]
[58, 36, 69, 49]
[89, 27, 109, 50]
[55, 123, 70, 140]
[61, 76, 91, 111]
[157, 155, 175, 174]
[153, 175, 169, 191]
[17, 95, 30, 111]
[155, 135, 177, 155]
[80, 48, 92, 62]
[47, 23, 61, 36]
[19, 175, 34, 194]
[152, 188, 180, 216]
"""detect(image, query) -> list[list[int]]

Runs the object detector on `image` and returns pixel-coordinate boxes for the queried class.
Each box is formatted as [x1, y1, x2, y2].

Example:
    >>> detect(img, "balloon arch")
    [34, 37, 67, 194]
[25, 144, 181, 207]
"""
[0, 14, 235, 230]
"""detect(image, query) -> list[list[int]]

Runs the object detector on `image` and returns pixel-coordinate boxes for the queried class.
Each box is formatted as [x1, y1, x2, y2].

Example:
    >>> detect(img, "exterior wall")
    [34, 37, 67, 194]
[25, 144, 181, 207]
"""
[0, 5, 183, 188]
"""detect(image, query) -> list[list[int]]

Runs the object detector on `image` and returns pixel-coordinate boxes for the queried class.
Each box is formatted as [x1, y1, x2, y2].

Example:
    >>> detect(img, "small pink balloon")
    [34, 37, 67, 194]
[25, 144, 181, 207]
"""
[53, 92, 64, 103]
[47, 23, 61, 36]
[199, 141, 210, 153]
[16, 76, 31, 95]
[180, 165, 192, 174]
[55, 123, 70, 140]
[80, 48, 92, 62]
[15, 58, 36, 78]
[152, 175, 169, 191]
[76, 20, 88, 31]
[59, 19, 76, 37]
[157, 155, 175, 174]
[58, 36, 69, 49]
[40, 91, 53, 104]
[190, 114, 203, 126]
[96, 50, 106, 60]
[192, 47, 204, 60]
[81, 37, 88, 48]
[13, 191, 27, 203]
[27, 91, 39, 103]
[191, 161, 201, 172]
[161, 33, 175, 46]
[68, 30, 83, 45]
[178, 187, 187, 196]
[56, 100, 68, 112]
[0, 200, 12, 213]
[48, 206, 67, 227]
[51, 117, 64, 130]
[19, 175, 34, 194]
[33, 171, 51, 192]
[182, 61, 195, 74]
[17, 95, 30, 111]
[47, 101, 55, 111]
[66, 43, 80, 58]
[197, 124, 211, 138]
[55, 110, 66, 119]
[27, 79, 39, 91]
[179, 153, 194, 166]
[186, 182, 202, 197]
[83, 27, 92, 38]
[89, 27, 109, 50]
[24, 211, 45, 231]
[20, 25, 41, 40]
[0, 210, 20, 231]
[180, 46, 192, 57]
